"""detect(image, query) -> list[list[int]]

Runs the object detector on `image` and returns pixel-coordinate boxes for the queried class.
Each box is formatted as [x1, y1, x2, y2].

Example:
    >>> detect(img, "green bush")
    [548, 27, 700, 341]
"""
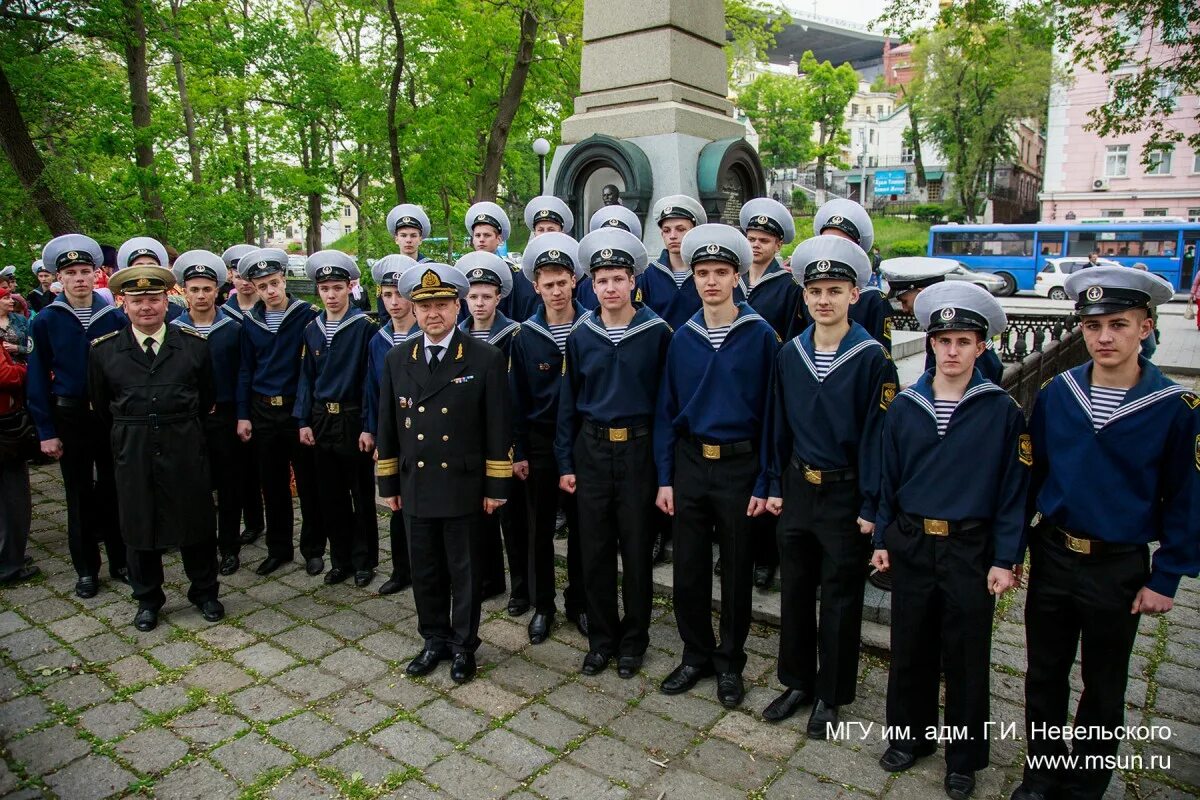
[888, 239, 927, 257]
[912, 204, 944, 223]
[790, 188, 807, 214]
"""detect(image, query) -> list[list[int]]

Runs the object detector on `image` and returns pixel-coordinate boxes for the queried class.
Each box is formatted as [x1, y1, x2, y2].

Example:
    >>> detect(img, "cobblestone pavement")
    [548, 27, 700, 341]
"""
[1, 460, 1199, 800]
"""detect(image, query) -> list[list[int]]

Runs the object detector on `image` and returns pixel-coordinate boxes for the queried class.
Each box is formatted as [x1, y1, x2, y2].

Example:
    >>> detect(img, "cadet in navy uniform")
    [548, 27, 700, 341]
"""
[171, 251, 245, 576]
[524, 195, 574, 239]
[762, 235, 898, 733]
[557, 228, 672, 678]
[88, 265, 223, 632]
[881, 257, 1005, 384]
[1013, 267, 1200, 800]
[27, 234, 129, 598]
[512, 233, 589, 644]
[870, 283, 1026, 800]
[466, 201, 538, 322]
[384, 204, 433, 317]
[296, 251, 379, 587]
[116, 238, 184, 322]
[28, 260, 55, 314]
[376, 263, 513, 685]
[576, 205, 644, 311]
[234, 248, 324, 576]
[655, 224, 779, 708]
[221, 245, 259, 323]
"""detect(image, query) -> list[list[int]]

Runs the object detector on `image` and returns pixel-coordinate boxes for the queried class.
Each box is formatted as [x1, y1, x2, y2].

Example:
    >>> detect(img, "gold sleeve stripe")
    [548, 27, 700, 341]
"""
[377, 458, 399, 477]
[485, 459, 513, 479]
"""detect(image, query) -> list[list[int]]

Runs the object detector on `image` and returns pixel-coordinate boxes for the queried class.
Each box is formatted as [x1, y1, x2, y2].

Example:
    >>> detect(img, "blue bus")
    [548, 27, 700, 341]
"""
[927, 222, 1200, 295]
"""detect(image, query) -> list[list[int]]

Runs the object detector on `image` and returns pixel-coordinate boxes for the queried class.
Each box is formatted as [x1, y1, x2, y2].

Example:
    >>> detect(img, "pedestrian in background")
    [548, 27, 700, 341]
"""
[0, 341, 37, 585]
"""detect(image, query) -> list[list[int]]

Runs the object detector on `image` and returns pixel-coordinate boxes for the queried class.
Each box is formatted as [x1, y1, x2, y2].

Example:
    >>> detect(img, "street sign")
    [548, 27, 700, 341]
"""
[874, 169, 907, 196]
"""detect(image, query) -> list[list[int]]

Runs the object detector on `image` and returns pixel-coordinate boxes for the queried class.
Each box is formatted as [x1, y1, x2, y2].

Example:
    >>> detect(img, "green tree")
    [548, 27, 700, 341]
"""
[737, 73, 812, 171]
[797, 50, 858, 194]
[725, 0, 790, 83]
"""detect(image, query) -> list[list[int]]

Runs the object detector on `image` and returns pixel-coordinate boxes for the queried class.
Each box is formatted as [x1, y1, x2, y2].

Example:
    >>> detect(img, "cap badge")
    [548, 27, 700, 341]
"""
[136, 278, 150, 288]
[605, 219, 619, 226]
[940, 307, 956, 321]
[706, 244, 720, 254]
[600, 248, 613, 259]
[1085, 286, 1104, 302]
[815, 260, 831, 273]
[471, 268, 485, 279]
[755, 215, 768, 225]
[420, 270, 440, 288]
[67, 251, 78, 260]
[321, 266, 333, 275]
[400, 216, 415, 225]
[547, 249, 560, 259]
[537, 209, 550, 218]
[829, 215, 845, 225]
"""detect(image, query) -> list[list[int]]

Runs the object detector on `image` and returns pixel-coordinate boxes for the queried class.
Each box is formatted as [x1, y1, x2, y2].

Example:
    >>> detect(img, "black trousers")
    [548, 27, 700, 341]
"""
[239, 436, 265, 534]
[312, 407, 378, 572]
[388, 511, 411, 584]
[204, 405, 242, 557]
[1022, 533, 1148, 800]
[251, 396, 323, 562]
[776, 469, 870, 706]
[0, 457, 31, 580]
[672, 441, 755, 674]
[406, 511, 482, 654]
[752, 512, 779, 570]
[885, 516, 995, 773]
[53, 404, 126, 579]
[480, 480, 529, 602]
[574, 428, 656, 657]
[126, 542, 219, 611]
[525, 425, 583, 617]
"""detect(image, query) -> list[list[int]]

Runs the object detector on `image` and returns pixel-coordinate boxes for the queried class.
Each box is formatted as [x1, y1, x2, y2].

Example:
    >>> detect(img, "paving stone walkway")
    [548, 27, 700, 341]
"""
[3, 414, 1200, 798]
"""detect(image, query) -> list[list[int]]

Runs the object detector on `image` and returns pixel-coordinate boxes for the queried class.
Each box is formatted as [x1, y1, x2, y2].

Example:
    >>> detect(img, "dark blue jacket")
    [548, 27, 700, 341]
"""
[654, 303, 780, 497]
[500, 265, 541, 322]
[376, 254, 432, 318]
[27, 294, 128, 439]
[1027, 359, 1200, 597]
[221, 296, 255, 322]
[574, 276, 599, 311]
[643, 250, 747, 331]
[554, 306, 672, 474]
[509, 302, 587, 461]
[236, 297, 319, 419]
[295, 307, 376, 427]
[875, 369, 1030, 568]
[457, 309, 521, 357]
[765, 321, 898, 520]
[739, 260, 801, 339]
[923, 338, 1005, 383]
[364, 319, 420, 436]
[790, 285, 894, 348]
[173, 309, 242, 406]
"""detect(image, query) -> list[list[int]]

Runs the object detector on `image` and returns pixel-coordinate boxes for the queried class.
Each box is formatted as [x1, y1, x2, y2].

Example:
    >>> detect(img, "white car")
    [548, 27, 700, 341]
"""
[285, 255, 307, 279]
[1033, 257, 1122, 300]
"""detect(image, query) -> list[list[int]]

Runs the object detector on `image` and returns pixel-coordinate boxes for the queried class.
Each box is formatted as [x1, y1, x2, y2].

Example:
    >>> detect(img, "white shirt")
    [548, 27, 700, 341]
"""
[423, 332, 452, 364]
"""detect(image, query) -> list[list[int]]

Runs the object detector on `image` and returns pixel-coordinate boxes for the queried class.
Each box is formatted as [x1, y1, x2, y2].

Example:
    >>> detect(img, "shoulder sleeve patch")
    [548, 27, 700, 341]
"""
[310, 303, 320, 312]
[1040, 376, 1055, 391]
[90, 330, 121, 347]
[880, 382, 897, 410]
[1181, 392, 1200, 411]
[179, 326, 205, 339]
[1018, 433, 1033, 467]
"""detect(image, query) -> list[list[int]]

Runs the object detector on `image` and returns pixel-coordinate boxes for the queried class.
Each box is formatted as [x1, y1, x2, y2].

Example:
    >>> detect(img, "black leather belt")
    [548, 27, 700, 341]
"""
[113, 412, 194, 428]
[791, 457, 856, 485]
[1050, 526, 1140, 557]
[53, 396, 87, 409]
[584, 420, 650, 443]
[899, 512, 986, 537]
[315, 402, 360, 416]
[686, 436, 753, 460]
[254, 393, 293, 407]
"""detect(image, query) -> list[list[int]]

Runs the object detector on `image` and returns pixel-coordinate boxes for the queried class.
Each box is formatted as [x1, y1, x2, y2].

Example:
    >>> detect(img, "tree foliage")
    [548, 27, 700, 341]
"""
[738, 73, 812, 171]
[797, 50, 858, 192]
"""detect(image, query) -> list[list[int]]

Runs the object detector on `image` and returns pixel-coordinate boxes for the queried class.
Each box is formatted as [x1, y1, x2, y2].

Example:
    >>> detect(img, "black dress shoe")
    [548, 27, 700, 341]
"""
[110, 567, 130, 585]
[762, 688, 813, 722]
[507, 596, 530, 617]
[807, 699, 838, 739]
[354, 570, 374, 588]
[528, 612, 553, 644]
[238, 528, 263, 545]
[305, 557, 325, 576]
[133, 608, 158, 632]
[617, 655, 642, 679]
[713, 557, 722, 576]
[74, 576, 98, 599]
[406, 648, 447, 676]
[868, 569, 893, 592]
[945, 771, 976, 800]
[651, 531, 665, 564]
[450, 652, 477, 684]
[554, 509, 568, 538]
[199, 599, 225, 622]
[378, 576, 411, 595]
[717, 673, 745, 707]
[581, 651, 609, 675]
[23, 555, 32, 566]
[219, 553, 240, 576]
[879, 746, 922, 772]
[0, 565, 40, 585]
[570, 612, 589, 638]
[1008, 784, 1048, 800]
[324, 568, 348, 585]
[753, 565, 775, 589]
[660, 663, 714, 695]
[255, 557, 288, 576]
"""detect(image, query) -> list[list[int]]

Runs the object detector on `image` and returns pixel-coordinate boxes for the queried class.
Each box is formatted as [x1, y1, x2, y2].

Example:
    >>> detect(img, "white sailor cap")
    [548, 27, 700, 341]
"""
[42, 234, 104, 273]
[465, 201, 511, 241]
[454, 251, 514, 299]
[32, 259, 48, 275]
[521, 232, 584, 283]
[117, 237, 169, 270]
[173, 250, 228, 286]
[221, 244, 256, 272]
[577, 228, 649, 276]
[1065, 265, 1175, 316]
[237, 248, 289, 281]
[915, 281, 1007, 339]
[523, 196, 574, 235]
[372, 254, 418, 287]
[0, 266, 14, 280]
[680, 224, 753, 274]
[588, 205, 642, 239]
[652, 195, 707, 227]
[386, 204, 431, 238]
[399, 262, 469, 302]
[813, 199, 874, 253]
[739, 197, 795, 244]
[305, 250, 359, 283]
[791, 235, 872, 289]
[880, 256, 957, 297]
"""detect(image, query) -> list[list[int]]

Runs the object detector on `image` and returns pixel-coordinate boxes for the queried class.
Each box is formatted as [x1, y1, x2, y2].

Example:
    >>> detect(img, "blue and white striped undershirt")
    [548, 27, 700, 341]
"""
[73, 306, 93, 330]
[548, 323, 572, 354]
[672, 270, 690, 289]
[323, 316, 342, 345]
[470, 328, 491, 340]
[933, 399, 958, 436]
[813, 350, 836, 379]
[707, 325, 731, 350]
[391, 330, 407, 346]
[264, 310, 285, 333]
[191, 324, 211, 337]
[1090, 385, 1127, 431]
[605, 325, 627, 345]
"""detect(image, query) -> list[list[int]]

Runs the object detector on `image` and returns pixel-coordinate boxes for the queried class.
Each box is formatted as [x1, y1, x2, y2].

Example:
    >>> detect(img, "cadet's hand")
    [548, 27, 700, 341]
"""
[483, 498, 506, 514]
[1132, 586, 1173, 615]
[237, 420, 252, 442]
[988, 566, 1017, 596]
[857, 517, 875, 535]
[871, 549, 890, 572]
[358, 432, 374, 453]
[2, 342, 17, 354]
[40, 438, 63, 460]
[747, 497, 768, 517]
[513, 461, 529, 480]
[384, 496, 401, 511]
[559, 474, 576, 494]
[766, 496, 783, 516]
[299, 427, 315, 446]
[656, 487, 674, 516]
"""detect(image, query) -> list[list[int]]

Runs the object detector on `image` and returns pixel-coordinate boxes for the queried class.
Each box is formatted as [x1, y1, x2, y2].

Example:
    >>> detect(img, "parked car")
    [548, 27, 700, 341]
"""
[285, 255, 307, 279]
[879, 259, 1007, 297]
[1033, 257, 1122, 299]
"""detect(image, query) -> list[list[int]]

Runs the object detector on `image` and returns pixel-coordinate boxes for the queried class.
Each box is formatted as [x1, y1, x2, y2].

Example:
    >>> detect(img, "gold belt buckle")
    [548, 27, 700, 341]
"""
[607, 427, 629, 443]
[1065, 533, 1092, 554]
[269, 396, 283, 407]
[923, 518, 950, 537]
[326, 402, 340, 414]
[803, 466, 822, 485]
[702, 443, 721, 460]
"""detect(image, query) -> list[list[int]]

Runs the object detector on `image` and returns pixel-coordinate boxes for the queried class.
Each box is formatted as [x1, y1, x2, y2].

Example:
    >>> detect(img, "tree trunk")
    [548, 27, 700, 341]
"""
[355, 147, 369, 258]
[0, 64, 80, 234]
[306, 120, 322, 255]
[475, 6, 538, 201]
[385, 0, 408, 203]
[168, 0, 202, 185]
[909, 108, 927, 190]
[123, 0, 168, 238]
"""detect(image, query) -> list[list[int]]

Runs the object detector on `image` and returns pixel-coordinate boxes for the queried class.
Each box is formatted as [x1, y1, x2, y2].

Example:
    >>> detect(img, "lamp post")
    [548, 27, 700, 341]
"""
[533, 138, 550, 195]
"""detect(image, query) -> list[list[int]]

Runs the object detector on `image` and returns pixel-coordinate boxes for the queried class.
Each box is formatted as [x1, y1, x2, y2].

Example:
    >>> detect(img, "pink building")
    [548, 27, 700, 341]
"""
[1040, 38, 1200, 222]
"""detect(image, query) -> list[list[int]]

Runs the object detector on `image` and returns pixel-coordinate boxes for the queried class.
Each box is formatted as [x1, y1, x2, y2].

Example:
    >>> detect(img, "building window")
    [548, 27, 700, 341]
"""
[1105, 145, 1128, 177]
[1146, 148, 1173, 175]
[1192, 153, 1200, 174]
[1143, 208, 1168, 216]
[1101, 210, 1124, 218]
[901, 144, 914, 164]
[851, 103, 859, 116]
[1188, 208, 1200, 222]
[868, 129, 875, 144]
[877, 105, 884, 116]
[927, 180, 943, 201]
[285, 226, 294, 239]
[344, 225, 353, 234]
[343, 205, 352, 217]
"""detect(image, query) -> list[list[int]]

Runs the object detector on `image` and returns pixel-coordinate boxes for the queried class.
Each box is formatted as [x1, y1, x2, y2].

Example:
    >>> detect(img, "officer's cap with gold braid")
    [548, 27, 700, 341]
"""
[454, 251, 513, 299]
[739, 197, 796, 244]
[173, 250, 228, 287]
[813, 198, 874, 253]
[588, 205, 643, 239]
[386, 203, 431, 238]
[680, 224, 753, 274]
[371, 254, 417, 288]
[880, 256, 957, 298]
[305, 250, 359, 283]
[237, 248, 289, 281]
[464, 201, 511, 241]
[221, 244, 256, 272]
[398, 262, 468, 302]
[652, 195, 707, 228]
[521, 232, 584, 283]
[111, 265, 175, 296]
[42, 234, 103, 275]
[1065, 265, 1174, 316]
[914, 281, 1007, 339]
[117, 237, 170, 270]
[791, 235, 871, 289]
[577, 228, 648, 277]
[523, 195, 574, 235]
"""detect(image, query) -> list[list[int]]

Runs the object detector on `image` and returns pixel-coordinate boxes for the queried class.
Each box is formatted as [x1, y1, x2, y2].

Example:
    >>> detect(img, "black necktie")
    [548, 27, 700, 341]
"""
[143, 336, 156, 364]
[428, 344, 443, 372]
